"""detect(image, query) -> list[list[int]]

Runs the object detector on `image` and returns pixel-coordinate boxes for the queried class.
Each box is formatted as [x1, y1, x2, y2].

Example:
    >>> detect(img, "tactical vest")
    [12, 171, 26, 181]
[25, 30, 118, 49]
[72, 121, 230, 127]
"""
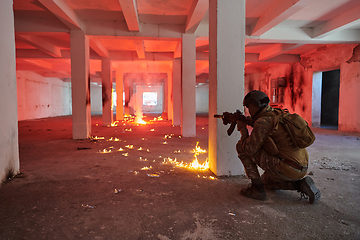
[257, 108, 298, 156]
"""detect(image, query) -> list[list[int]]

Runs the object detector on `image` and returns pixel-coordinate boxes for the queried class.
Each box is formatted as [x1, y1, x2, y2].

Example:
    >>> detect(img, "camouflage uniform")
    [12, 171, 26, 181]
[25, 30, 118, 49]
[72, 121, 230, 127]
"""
[236, 105, 308, 190]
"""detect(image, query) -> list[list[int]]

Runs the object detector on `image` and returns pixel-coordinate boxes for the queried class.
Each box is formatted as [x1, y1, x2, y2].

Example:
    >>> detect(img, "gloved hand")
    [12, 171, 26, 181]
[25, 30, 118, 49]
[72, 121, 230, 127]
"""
[237, 120, 247, 130]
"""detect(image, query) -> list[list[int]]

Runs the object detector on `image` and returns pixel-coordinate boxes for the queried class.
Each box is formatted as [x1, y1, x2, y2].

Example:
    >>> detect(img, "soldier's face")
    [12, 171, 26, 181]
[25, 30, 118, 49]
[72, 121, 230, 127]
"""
[247, 103, 260, 117]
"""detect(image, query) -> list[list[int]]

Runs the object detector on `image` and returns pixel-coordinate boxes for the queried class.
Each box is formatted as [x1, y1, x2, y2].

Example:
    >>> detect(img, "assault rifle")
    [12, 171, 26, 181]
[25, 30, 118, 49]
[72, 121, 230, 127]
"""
[214, 110, 253, 136]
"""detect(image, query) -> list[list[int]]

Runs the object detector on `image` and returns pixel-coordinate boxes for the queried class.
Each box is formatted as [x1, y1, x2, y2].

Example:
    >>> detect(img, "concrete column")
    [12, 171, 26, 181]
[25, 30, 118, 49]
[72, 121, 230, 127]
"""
[162, 76, 169, 120]
[208, 0, 246, 176]
[101, 58, 113, 126]
[124, 77, 130, 116]
[181, 34, 196, 137]
[115, 70, 124, 121]
[0, 0, 20, 183]
[70, 30, 91, 139]
[172, 58, 182, 126]
[167, 71, 173, 121]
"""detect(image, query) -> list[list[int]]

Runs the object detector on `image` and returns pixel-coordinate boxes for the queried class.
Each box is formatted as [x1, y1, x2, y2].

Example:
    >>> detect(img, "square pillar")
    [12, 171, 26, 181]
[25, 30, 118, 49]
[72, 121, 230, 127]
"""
[209, 0, 246, 176]
[124, 77, 130, 116]
[0, 0, 20, 183]
[101, 58, 113, 126]
[167, 70, 173, 121]
[115, 70, 124, 121]
[181, 34, 196, 137]
[172, 58, 182, 126]
[70, 30, 91, 139]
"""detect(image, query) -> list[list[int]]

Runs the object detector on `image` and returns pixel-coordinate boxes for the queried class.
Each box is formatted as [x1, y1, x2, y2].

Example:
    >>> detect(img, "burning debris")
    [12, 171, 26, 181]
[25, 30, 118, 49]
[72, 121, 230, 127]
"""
[162, 142, 209, 171]
[141, 166, 152, 170]
[147, 174, 160, 177]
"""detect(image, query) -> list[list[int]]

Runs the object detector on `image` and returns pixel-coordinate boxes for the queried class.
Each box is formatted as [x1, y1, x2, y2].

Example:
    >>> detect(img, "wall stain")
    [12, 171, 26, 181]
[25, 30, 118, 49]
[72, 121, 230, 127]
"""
[102, 85, 109, 107]
[86, 75, 91, 106]
[248, 76, 254, 91]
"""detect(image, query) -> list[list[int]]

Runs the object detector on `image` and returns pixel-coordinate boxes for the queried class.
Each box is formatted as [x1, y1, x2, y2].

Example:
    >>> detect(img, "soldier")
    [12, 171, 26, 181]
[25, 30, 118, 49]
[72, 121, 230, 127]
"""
[236, 90, 321, 204]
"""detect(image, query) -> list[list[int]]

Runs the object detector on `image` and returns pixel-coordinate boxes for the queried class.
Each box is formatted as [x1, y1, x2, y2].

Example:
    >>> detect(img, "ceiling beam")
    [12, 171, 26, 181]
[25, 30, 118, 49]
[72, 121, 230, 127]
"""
[85, 21, 183, 38]
[196, 44, 209, 52]
[22, 59, 53, 69]
[17, 35, 62, 57]
[133, 39, 145, 58]
[37, 71, 71, 78]
[259, 27, 360, 44]
[312, 4, 360, 38]
[38, 0, 81, 30]
[251, 0, 307, 36]
[90, 39, 109, 58]
[118, 0, 140, 32]
[259, 43, 303, 61]
[185, 0, 209, 33]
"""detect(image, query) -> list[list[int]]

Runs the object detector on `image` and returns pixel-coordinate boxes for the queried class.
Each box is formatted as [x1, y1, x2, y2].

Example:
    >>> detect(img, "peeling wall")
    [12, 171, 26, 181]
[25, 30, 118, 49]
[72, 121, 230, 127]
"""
[245, 44, 360, 133]
[17, 71, 72, 121]
[0, 0, 19, 183]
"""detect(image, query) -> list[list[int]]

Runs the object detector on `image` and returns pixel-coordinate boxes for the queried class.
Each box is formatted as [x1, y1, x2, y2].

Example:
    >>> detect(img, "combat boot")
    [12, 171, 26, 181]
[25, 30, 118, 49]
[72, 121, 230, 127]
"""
[240, 179, 267, 201]
[298, 176, 321, 204]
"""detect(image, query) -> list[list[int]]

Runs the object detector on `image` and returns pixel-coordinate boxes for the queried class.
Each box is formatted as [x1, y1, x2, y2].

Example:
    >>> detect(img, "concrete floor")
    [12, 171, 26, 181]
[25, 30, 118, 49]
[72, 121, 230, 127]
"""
[1, 115, 359, 240]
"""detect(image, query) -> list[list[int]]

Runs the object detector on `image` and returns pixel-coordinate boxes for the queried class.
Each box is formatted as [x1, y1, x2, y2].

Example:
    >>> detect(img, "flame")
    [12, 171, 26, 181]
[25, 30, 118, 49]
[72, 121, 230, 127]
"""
[138, 147, 143, 151]
[150, 129, 155, 132]
[125, 145, 134, 149]
[108, 137, 120, 141]
[99, 149, 112, 154]
[162, 142, 209, 171]
[141, 166, 152, 170]
[125, 128, 132, 132]
[135, 117, 147, 125]
[147, 174, 160, 177]
[91, 136, 105, 140]
[111, 121, 119, 127]
[122, 153, 128, 156]
[118, 148, 124, 151]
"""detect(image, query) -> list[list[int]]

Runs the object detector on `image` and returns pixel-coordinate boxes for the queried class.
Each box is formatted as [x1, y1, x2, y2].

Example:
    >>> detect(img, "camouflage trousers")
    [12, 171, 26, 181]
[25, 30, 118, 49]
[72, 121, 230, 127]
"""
[236, 141, 305, 190]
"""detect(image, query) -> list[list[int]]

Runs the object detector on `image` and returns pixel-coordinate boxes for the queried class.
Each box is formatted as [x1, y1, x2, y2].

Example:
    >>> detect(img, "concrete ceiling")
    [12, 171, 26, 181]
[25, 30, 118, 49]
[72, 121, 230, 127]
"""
[13, 0, 360, 80]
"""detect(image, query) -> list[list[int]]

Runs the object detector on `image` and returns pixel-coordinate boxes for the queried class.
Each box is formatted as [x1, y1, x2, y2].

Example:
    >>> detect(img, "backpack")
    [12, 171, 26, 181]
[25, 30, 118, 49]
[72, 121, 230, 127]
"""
[273, 108, 316, 149]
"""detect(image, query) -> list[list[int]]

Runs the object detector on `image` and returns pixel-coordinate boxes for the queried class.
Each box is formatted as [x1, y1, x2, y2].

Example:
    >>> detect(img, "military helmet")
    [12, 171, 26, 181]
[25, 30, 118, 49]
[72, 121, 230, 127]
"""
[243, 90, 270, 108]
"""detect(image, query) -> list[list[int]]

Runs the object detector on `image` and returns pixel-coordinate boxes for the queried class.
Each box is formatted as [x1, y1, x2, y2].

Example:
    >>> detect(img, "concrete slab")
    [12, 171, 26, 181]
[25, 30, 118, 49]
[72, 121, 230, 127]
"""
[0, 115, 359, 239]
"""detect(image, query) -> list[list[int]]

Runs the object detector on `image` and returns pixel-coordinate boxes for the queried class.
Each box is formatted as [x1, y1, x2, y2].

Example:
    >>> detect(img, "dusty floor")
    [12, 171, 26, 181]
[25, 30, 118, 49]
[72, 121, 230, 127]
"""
[1, 114, 360, 240]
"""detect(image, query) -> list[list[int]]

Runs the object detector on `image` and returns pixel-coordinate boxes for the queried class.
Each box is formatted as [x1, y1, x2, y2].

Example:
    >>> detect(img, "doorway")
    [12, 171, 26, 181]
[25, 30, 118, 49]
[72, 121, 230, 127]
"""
[312, 69, 340, 129]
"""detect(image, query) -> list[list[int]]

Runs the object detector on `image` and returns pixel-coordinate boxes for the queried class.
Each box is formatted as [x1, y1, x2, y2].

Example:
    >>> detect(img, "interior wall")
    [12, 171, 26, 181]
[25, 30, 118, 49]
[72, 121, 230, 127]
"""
[0, 0, 19, 183]
[196, 83, 209, 113]
[17, 71, 72, 121]
[90, 84, 102, 114]
[245, 44, 360, 133]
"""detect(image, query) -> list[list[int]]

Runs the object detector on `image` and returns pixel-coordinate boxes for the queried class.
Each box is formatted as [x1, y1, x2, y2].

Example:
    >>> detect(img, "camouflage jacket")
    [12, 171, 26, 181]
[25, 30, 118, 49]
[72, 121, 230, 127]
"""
[238, 105, 308, 166]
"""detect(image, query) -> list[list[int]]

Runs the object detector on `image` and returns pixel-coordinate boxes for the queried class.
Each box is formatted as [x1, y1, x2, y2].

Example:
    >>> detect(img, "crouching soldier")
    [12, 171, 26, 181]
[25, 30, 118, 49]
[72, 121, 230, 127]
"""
[236, 90, 321, 204]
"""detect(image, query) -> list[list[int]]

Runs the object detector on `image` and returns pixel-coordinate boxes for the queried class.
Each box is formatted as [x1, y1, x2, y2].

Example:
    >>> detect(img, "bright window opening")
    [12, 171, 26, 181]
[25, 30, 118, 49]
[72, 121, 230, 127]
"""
[143, 92, 157, 106]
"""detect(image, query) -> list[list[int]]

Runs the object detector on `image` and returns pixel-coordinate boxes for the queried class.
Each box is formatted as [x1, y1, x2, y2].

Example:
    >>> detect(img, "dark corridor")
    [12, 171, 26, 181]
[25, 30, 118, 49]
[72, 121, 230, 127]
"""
[321, 69, 340, 129]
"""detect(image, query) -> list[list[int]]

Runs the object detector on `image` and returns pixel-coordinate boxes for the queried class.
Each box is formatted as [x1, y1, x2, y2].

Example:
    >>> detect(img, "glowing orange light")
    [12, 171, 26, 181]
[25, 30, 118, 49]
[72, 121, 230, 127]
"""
[91, 136, 105, 140]
[162, 142, 209, 171]
[122, 153, 128, 156]
[147, 174, 160, 177]
[118, 148, 124, 151]
[125, 145, 134, 149]
[111, 121, 119, 127]
[138, 147, 143, 151]
[150, 129, 155, 132]
[99, 149, 112, 154]
[141, 166, 152, 170]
